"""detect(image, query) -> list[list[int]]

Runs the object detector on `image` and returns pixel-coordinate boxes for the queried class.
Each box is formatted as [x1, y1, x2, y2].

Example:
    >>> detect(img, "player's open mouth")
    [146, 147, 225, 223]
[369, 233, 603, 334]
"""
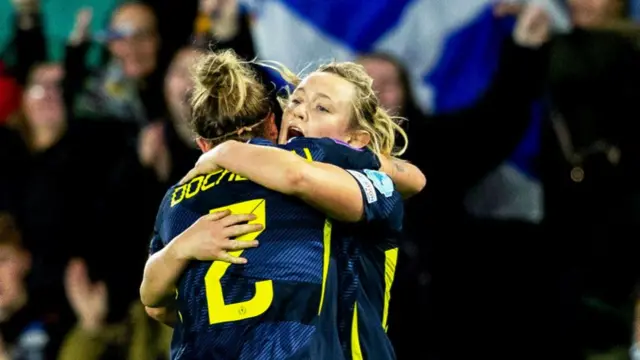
[286, 126, 304, 140]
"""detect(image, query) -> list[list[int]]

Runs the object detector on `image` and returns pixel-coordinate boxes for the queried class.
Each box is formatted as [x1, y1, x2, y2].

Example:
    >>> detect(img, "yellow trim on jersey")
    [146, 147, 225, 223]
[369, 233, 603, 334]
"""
[302, 147, 313, 162]
[351, 302, 363, 360]
[318, 219, 332, 314]
[382, 248, 399, 331]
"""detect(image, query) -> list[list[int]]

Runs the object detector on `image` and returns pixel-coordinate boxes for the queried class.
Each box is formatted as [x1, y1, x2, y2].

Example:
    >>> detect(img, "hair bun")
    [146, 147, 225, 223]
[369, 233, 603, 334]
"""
[192, 49, 250, 115]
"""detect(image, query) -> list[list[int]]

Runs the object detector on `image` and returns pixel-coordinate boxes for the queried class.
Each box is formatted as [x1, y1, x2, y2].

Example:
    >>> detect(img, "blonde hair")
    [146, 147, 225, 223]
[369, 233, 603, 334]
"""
[259, 60, 408, 157]
[190, 50, 271, 145]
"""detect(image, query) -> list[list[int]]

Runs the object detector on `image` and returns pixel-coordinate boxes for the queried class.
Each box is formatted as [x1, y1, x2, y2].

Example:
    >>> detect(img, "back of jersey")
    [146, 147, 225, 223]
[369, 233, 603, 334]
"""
[336, 169, 404, 360]
[150, 137, 380, 360]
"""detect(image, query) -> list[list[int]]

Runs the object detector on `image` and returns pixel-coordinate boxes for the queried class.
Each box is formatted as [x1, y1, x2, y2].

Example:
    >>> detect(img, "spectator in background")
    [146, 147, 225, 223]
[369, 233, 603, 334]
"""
[2, 61, 153, 321]
[67, 3, 164, 124]
[193, 0, 257, 61]
[137, 46, 206, 185]
[357, 5, 551, 359]
[57, 259, 171, 360]
[540, 0, 640, 357]
[0, 213, 65, 360]
[1, 0, 47, 85]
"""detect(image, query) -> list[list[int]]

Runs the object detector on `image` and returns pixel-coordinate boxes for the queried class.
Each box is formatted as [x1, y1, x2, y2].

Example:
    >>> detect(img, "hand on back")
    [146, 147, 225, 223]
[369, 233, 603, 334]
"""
[172, 210, 262, 264]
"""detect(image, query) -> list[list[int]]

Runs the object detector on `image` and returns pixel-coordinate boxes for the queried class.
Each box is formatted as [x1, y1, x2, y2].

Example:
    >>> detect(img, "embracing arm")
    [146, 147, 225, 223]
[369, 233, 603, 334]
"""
[140, 211, 259, 307]
[140, 241, 188, 308]
[379, 156, 426, 199]
[207, 140, 365, 222]
[145, 306, 178, 328]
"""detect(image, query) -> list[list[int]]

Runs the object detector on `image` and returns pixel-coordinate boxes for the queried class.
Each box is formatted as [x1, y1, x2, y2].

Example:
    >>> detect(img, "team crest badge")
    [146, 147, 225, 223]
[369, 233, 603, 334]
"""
[363, 169, 393, 197]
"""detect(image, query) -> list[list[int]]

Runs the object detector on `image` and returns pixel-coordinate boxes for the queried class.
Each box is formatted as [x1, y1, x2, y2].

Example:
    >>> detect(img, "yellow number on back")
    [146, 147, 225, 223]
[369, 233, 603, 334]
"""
[204, 199, 273, 324]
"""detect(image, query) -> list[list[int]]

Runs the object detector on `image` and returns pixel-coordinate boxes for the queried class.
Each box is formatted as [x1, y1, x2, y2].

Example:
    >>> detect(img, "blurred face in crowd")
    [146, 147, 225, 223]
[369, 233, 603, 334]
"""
[358, 57, 404, 116]
[279, 72, 356, 144]
[23, 64, 66, 129]
[0, 244, 30, 320]
[165, 48, 201, 144]
[108, 4, 159, 79]
[568, 0, 623, 27]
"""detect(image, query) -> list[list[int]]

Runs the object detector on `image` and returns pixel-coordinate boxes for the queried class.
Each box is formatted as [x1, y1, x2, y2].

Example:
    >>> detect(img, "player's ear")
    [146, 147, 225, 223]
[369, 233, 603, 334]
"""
[347, 129, 371, 149]
[196, 137, 213, 153]
[264, 113, 278, 142]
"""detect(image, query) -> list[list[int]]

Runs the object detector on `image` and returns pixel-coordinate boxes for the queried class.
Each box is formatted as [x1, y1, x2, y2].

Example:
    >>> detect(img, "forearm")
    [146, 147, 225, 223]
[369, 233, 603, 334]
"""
[145, 306, 177, 328]
[140, 242, 188, 307]
[211, 141, 304, 196]
[211, 141, 364, 222]
[380, 157, 426, 199]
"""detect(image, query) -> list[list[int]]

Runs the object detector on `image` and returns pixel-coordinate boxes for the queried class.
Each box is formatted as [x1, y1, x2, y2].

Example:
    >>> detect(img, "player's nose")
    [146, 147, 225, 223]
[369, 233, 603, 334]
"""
[292, 103, 307, 122]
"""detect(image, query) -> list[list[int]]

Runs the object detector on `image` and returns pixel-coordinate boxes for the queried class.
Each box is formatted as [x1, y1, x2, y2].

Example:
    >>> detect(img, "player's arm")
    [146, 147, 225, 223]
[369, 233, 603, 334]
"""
[140, 241, 190, 308]
[145, 306, 177, 328]
[140, 211, 261, 307]
[194, 140, 367, 222]
[379, 156, 426, 199]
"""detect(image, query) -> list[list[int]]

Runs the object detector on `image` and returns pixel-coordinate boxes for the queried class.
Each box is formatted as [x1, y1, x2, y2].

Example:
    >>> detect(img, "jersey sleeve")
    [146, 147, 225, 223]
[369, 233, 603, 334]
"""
[148, 187, 174, 255]
[279, 137, 380, 170]
[247, 137, 276, 147]
[345, 169, 403, 224]
[149, 227, 164, 255]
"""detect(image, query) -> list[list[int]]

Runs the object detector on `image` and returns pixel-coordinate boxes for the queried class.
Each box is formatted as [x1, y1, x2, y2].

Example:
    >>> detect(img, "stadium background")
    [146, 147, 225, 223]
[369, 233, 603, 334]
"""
[1, 0, 640, 358]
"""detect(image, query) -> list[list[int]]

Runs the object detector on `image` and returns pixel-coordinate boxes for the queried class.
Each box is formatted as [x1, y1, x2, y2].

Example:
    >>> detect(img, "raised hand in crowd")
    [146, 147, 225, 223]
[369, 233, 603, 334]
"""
[69, 7, 93, 46]
[138, 121, 172, 182]
[64, 259, 108, 334]
[495, 2, 552, 49]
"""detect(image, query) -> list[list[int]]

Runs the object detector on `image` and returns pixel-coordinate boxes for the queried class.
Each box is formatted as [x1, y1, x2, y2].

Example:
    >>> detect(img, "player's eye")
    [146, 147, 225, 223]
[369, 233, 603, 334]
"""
[290, 98, 302, 105]
[316, 105, 329, 113]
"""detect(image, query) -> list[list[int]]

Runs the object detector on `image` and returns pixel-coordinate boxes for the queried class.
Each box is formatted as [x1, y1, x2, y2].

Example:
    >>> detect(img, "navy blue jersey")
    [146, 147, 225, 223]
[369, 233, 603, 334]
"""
[336, 169, 404, 360]
[149, 137, 379, 360]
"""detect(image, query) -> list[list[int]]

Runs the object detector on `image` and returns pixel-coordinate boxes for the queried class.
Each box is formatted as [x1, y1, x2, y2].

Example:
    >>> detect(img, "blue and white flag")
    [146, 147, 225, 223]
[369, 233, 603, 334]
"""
[242, 0, 569, 223]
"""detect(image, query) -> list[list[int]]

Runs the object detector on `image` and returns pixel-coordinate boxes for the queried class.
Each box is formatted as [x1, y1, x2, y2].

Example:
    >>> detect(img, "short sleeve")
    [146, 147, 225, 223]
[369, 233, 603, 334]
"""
[280, 137, 380, 170]
[149, 227, 164, 255]
[148, 187, 173, 255]
[345, 169, 403, 223]
[247, 137, 276, 147]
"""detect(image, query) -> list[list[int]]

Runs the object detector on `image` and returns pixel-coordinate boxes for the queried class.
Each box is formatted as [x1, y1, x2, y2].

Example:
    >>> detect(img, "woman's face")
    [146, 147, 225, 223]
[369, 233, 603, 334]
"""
[0, 245, 29, 314]
[165, 48, 199, 143]
[358, 58, 404, 116]
[568, 0, 621, 28]
[22, 64, 65, 129]
[279, 72, 356, 144]
[108, 4, 159, 79]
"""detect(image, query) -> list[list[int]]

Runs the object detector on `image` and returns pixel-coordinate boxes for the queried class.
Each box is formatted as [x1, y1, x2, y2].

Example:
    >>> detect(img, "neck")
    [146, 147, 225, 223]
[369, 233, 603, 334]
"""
[31, 122, 65, 151]
[0, 289, 28, 323]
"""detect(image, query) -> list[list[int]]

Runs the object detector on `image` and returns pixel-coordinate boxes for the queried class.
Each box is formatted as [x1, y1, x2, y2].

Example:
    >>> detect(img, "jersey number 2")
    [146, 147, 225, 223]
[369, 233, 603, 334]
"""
[204, 199, 273, 324]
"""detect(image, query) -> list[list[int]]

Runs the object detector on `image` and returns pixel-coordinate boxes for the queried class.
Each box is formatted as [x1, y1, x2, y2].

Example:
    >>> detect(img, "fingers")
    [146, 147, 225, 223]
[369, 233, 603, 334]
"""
[95, 281, 108, 298]
[203, 210, 231, 221]
[220, 213, 257, 226]
[179, 168, 202, 185]
[218, 251, 248, 265]
[226, 238, 260, 251]
[223, 223, 263, 239]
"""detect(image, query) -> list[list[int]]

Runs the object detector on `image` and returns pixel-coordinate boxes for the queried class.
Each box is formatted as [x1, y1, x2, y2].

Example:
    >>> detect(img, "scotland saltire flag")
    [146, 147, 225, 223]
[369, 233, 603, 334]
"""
[241, 0, 569, 223]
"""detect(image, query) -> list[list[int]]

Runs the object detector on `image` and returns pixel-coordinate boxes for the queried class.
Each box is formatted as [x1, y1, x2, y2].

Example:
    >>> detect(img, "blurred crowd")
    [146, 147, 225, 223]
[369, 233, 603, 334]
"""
[1, 0, 640, 359]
